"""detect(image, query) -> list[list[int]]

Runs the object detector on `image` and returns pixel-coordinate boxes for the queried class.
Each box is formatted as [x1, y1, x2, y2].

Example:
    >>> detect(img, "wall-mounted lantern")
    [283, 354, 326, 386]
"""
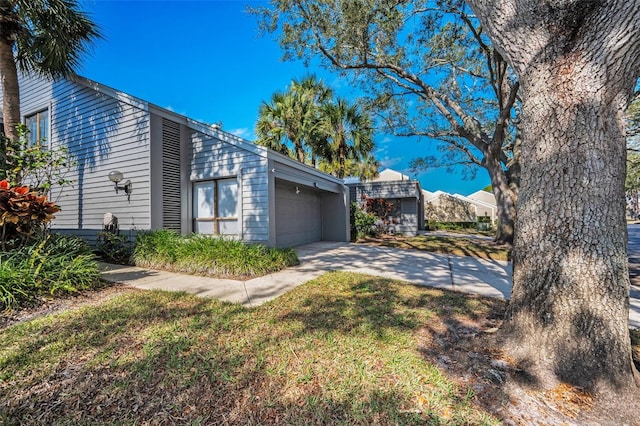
[108, 170, 132, 201]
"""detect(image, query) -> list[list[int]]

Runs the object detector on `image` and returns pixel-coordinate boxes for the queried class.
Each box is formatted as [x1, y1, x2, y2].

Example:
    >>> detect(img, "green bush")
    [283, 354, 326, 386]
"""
[0, 234, 100, 311]
[132, 230, 299, 278]
[96, 231, 133, 264]
[0, 251, 35, 309]
[434, 221, 477, 231]
[132, 229, 178, 269]
[350, 202, 380, 240]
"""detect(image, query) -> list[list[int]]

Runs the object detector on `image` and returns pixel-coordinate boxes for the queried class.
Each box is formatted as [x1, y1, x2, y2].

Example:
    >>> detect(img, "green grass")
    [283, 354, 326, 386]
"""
[132, 229, 299, 278]
[361, 235, 511, 261]
[0, 234, 101, 310]
[0, 272, 502, 425]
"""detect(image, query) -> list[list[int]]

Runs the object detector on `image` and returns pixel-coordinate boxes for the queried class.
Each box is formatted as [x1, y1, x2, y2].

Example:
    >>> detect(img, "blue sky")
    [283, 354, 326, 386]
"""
[77, 0, 490, 195]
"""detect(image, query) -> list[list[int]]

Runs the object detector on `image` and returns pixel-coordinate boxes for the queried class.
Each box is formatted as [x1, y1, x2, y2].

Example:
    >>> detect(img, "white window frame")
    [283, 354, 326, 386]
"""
[192, 177, 239, 235]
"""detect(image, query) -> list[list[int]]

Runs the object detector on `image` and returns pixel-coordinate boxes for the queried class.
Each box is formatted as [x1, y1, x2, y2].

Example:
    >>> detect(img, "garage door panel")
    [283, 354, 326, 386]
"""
[275, 180, 321, 247]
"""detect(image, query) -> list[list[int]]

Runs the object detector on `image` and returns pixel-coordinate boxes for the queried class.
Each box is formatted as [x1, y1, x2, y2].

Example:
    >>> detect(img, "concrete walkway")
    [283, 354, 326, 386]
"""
[100, 241, 640, 328]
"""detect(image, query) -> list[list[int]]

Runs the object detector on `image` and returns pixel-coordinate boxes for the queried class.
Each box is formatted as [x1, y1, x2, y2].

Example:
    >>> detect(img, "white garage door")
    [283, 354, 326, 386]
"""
[275, 180, 322, 247]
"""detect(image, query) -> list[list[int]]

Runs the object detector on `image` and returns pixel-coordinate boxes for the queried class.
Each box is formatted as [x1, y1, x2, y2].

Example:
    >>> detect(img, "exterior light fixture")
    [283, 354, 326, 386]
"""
[295, 186, 300, 194]
[108, 170, 132, 201]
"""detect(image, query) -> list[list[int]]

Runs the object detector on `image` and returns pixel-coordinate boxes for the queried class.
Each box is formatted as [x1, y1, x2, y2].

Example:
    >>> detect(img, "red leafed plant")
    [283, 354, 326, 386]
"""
[0, 180, 60, 251]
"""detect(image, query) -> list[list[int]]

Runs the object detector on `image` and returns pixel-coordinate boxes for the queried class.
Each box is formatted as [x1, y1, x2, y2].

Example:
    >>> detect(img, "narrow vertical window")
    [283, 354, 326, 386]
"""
[25, 110, 49, 146]
[193, 181, 215, 234]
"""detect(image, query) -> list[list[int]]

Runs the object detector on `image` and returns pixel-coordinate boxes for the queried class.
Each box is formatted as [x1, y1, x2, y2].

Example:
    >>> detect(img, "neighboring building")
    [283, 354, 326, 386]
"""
[465, 190, 498, 223]
[423, 189, 497, 224]
[372, 168, 411, 182]
[1, 73, 350, 247]
[424, 191, 475, 223]
[348, 168, 424, 236]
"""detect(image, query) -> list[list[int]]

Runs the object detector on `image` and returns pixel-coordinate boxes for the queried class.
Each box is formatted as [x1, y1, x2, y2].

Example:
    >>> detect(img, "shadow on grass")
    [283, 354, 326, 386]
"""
[1, 275, 502, 425]
[278, 276, 423, 340]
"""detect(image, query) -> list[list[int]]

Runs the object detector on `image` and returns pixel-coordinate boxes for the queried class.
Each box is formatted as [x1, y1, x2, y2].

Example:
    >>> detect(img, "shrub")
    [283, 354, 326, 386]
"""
[0, 180, 60, 250]
[132, 230, 299, 278]
[0, 125, 74, 194]
[0, 251, 35, 309]
[350, 202, 380, 240]
[0, 234, 100, 311]
[132, 229, 178, 269]
[96, 231, 133, 264]
[434, 221, 477, 231]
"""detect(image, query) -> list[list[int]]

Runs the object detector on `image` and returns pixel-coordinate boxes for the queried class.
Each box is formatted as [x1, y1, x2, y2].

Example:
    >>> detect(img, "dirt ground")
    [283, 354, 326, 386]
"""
[417, 307, 640, 425]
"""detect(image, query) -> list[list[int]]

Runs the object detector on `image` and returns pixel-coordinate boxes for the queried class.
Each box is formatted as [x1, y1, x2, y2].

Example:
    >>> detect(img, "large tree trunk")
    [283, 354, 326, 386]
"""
[468, 0, 640, 393]
[0, 35, 19, 142]
[484, 150, 516, 245]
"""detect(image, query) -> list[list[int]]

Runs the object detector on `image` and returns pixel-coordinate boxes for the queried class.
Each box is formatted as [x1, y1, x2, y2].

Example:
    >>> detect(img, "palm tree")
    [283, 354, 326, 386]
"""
[255, 75, 331, 164]
[0, 0, 100, 141]
[255, 90, 298, 158]
[319, 154, 380, 181]
[350, 153, 380, 181]
[319, 98, 375, 179]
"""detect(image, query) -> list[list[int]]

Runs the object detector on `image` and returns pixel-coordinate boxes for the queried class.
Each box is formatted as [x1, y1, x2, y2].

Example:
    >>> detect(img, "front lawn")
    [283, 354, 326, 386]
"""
[0, 272, 503, 425]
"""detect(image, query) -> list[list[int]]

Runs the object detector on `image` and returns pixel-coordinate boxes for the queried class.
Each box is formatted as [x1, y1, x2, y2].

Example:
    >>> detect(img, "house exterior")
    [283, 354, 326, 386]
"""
[372, 168, 411, 182]
[1, 73, 349, 247]
[348, 168, 424, 236]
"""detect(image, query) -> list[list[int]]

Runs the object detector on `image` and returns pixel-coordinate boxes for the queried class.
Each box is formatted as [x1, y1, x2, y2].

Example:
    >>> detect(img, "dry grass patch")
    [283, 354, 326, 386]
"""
[1, 272, 504, 425]
[360, 234, 511, 261]
[3, 273, 639, 424]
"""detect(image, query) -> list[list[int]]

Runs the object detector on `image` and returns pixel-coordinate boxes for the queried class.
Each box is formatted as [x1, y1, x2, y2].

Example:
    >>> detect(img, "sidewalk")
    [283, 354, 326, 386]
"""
[99, 241, 640, 328]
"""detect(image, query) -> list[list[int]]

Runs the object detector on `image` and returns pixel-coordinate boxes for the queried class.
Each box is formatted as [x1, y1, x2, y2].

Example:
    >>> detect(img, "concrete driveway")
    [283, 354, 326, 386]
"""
[293, 242, 511, 299]
[101, 237, 640, 328]
[101, 241, 511, 306]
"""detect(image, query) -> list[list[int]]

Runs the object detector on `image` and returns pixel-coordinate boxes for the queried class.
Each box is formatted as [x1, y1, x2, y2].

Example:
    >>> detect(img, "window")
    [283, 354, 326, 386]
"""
[193, 178, 239, 235]
[25, 110, 49, 146]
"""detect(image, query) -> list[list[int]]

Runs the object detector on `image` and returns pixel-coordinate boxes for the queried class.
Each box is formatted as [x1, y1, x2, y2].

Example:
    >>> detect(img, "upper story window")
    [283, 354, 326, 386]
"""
[25, 109, 49, 146]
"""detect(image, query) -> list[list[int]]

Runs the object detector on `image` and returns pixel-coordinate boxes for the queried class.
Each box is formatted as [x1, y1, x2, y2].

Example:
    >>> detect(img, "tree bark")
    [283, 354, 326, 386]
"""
[483, 151, 516, 245]
[467, 0, 640, 393]
[338, 137, 346, 180]
[0, 35, 19, 142]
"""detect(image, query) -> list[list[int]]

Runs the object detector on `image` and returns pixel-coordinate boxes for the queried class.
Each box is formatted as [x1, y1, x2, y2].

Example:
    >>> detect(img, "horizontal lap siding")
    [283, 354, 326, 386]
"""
[16, 75, 152, 237]
[398, 199, 418, 235]
[348, 182, 420, 200]
[348, 182, 420, 235]
[190, 133, 269, 243]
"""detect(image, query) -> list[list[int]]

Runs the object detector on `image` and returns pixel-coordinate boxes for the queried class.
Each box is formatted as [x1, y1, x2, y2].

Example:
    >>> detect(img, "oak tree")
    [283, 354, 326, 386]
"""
[468, 0, 640, 396]
[252, 0, 520, 244]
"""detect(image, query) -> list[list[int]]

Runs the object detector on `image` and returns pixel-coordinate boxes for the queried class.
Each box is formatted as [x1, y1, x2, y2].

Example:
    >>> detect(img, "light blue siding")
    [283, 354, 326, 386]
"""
[11, 74, 152, 240]
[190, 132, 270, 243]
[2, 73, 350, 247]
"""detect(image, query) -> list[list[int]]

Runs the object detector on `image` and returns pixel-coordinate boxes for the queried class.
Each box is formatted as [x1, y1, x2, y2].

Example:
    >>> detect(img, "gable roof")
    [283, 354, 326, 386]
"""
[372, 168, 411, 182]
[466, 190, 497, 206]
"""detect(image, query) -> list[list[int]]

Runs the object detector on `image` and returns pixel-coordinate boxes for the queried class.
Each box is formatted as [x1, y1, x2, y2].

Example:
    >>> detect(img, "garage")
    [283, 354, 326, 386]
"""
[274, 179, 322, 247]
